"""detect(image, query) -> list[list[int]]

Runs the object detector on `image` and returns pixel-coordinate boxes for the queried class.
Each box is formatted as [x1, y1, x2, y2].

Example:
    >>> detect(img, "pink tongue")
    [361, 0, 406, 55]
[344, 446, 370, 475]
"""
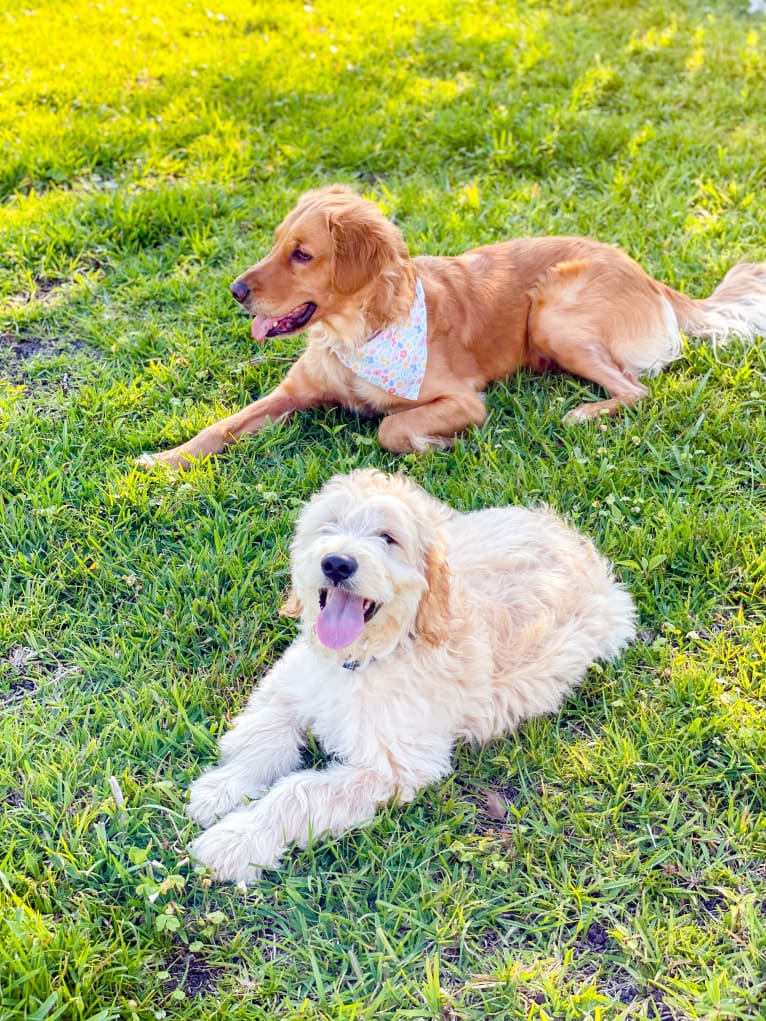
[316, 589, 366, 649]
[251, 316, 277, 343]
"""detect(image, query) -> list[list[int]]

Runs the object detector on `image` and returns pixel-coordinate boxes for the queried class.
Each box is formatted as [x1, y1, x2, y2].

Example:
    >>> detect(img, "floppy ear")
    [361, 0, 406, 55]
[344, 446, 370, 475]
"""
[279, 588, 303, 618]
[415, 545, 451, 647]
[329, 207, 402, 296]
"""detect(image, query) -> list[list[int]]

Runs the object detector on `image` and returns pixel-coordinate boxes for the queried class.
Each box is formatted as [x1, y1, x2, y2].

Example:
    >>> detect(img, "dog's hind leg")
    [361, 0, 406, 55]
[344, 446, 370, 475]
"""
[528, 255, 685, 422]
[378, 391, 487, 452]
[555, 345, 650, 422]
[529, 282, 666, 422]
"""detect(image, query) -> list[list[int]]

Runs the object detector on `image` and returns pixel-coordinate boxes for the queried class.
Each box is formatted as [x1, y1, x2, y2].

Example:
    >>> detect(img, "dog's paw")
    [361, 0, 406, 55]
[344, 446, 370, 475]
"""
[187, 768, 261, 828]
[189, 817, 280, 886]
[135, 451, 162, 470]
[409, 433, 455, 453]
[562, 407, 590, 426]
[136, 449, 190, 471]
[563, 404, 614, 425]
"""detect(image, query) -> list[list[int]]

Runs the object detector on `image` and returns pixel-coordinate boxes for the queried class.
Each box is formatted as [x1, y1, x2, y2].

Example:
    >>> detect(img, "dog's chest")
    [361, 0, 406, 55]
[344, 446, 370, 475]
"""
[304, 670, 384, 760]
[303, 663, 442, 765]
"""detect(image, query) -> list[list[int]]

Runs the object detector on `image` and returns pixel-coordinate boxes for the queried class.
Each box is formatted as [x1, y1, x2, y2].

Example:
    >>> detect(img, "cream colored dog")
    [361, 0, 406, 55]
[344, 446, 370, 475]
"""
[187, 470, 636, 884]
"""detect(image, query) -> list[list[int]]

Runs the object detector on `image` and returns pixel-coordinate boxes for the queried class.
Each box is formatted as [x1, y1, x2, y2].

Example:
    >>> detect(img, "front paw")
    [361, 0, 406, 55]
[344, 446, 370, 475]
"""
[187, 766, 262, 828]
[136, 446, 199, 471]
[190, 815, 281, 886]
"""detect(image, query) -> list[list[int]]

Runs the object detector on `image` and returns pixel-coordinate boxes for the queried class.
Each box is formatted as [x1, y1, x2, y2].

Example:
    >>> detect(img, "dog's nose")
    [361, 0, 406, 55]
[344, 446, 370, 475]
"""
[230, 279, 250, 304]
[321, 554, 358, 584]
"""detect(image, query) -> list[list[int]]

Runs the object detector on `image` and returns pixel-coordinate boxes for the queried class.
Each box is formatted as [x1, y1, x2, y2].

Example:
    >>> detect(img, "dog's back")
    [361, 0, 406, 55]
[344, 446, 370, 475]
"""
[445, 506, 636, 741]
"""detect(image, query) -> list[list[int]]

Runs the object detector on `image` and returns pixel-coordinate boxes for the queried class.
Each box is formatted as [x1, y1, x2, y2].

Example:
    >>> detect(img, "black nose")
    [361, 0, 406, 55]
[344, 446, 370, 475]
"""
[321, 554, 358, 585]
[230, 279, 250, 304]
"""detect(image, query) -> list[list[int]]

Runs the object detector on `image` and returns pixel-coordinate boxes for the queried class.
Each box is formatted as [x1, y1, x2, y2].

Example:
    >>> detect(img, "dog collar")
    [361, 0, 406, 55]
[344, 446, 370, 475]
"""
[336, 278, 428, 400]
[342, 657, 376, 671]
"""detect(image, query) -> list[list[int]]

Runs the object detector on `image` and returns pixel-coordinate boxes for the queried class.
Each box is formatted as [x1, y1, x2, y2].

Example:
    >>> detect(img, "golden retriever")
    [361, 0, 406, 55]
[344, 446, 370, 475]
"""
[186, 469, 636, 884]
[143, 185, 766, 469]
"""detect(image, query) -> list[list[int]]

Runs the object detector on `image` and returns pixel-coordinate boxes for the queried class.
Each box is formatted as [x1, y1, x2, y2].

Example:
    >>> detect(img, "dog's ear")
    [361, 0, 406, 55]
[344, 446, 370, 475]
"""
[279, 588, 303, 618]
[415, 544, 451, 647]
[329, 205, 402, 296]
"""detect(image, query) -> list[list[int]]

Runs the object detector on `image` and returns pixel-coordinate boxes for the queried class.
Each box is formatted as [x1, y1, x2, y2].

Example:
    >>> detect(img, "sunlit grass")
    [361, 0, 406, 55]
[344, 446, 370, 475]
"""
[1, 0, 765, 1018]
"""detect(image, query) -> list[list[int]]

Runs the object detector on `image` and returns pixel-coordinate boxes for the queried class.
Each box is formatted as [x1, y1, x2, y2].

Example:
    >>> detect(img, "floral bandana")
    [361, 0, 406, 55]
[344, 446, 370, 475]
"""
[336, 279, 428, 400]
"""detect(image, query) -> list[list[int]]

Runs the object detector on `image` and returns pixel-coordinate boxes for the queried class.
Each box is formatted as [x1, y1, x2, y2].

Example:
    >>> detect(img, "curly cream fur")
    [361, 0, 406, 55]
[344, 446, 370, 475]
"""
[187, 470, 636, 885]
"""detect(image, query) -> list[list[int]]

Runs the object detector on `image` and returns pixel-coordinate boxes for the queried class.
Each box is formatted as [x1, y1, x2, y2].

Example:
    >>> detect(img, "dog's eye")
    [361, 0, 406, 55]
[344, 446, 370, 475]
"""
[291, 248, 313, 264]
[379, 533, 397, 545]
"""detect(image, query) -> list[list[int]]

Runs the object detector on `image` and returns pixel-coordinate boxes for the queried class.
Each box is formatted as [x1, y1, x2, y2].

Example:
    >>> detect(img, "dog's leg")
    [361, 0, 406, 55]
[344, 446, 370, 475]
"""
[378, 392, 487, 452]
[189, 762, 413, 884]
[530, 312, 649, 421]
[138, 356, 330, 470]
[528, 261, 666, 422]
[555, 346, 650, 422]
[140, 386, 300, 470]
[187, 688, 305, 829]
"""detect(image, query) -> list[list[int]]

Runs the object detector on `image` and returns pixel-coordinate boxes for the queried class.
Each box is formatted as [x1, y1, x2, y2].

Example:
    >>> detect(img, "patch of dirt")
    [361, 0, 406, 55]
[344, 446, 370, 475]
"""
[635, 627, 658, 644]
[5, 265, 104, 307]
[440, 944, 462, 968]
[601, 969, 641, 1005]
[5, 276, 66, 308]
[498, 782, 520, 804]
[475, 913, 540, 952]
[165, 950, 226, 997]
[0, 331, 98, 387]
[0, 645, 81, 706]
[573, 921, 611, 956]
[477, 929, 504, 955]
[647, 989, 682, 1020]
[0, 674, 37, 707]
[452, 777, 520, 832]
[1, 647, 40, 706]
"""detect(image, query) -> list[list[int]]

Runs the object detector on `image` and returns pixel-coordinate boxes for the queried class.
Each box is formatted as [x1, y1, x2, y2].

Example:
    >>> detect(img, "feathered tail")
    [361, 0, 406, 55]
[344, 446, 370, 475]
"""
[663, 262, 766, 345]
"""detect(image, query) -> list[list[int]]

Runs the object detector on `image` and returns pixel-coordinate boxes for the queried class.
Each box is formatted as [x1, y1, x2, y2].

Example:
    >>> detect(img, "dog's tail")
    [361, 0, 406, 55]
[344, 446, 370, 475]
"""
[663, 262, 766, 346]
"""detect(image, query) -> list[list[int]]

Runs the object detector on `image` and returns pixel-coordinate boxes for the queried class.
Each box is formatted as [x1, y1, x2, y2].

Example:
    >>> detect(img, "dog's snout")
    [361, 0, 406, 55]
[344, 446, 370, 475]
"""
[230, 279, 250, 304]
[321, 553, 358, 584]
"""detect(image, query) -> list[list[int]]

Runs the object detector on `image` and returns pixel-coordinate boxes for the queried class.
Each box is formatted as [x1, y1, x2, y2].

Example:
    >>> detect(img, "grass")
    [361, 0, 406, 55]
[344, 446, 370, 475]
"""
[1, 0, 765, 1017]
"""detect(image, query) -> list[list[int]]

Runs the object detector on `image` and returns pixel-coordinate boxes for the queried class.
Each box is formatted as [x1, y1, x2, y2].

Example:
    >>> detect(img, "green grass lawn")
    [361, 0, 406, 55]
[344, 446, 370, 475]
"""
[1, 0, 765, 1017]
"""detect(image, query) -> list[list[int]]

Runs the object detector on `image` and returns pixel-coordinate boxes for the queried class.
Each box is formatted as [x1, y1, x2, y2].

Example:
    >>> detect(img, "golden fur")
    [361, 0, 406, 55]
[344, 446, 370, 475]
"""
[187, 469, 636, 884]
[143, 185, 766, 469]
